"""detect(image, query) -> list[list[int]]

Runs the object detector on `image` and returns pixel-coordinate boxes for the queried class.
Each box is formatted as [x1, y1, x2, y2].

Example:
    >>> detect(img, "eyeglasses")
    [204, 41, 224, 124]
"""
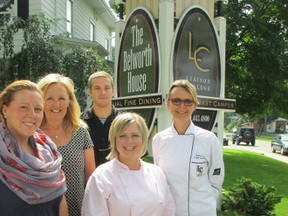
[168, 98, 195, 106]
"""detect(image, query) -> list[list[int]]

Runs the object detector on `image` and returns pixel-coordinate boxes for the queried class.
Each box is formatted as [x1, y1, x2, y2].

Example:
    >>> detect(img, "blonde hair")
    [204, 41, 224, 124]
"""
[167, 79, 199, 105]
[37, 73, 85, 132]
[107, 112, 148, 160]
[88, 71, 114, 89]
[0, 80, 43, 122]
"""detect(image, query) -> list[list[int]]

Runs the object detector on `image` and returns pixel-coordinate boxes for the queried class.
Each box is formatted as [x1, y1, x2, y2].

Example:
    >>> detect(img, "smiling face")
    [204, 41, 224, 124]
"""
[43, 83, 70, 122]
[88, 77, 114, 108]
[167, 86, 197, 124]
[115, 122, 143, 167]
[2, 89, 43, 143]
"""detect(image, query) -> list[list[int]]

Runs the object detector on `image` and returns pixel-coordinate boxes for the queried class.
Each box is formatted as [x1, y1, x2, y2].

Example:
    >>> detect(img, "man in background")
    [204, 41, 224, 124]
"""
[81, 71, 120, 166]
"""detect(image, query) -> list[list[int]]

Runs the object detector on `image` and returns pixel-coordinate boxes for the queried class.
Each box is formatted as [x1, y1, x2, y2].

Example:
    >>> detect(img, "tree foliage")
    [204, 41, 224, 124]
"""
[224, 0, 288, 119]
[108, 0, 126, 18]
[0, 13, 111, 110]
[63, 48, 112, 109]
[221, 177, 281, 216]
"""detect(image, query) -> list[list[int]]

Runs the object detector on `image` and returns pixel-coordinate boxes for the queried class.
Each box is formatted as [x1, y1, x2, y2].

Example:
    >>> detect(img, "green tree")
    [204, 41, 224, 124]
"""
[63, 47, 112, 110]
[224, 0, 288, 119]
[0, 13, 111, 109]
[0, 13, 64, 85]
[108, 0, 125, 18]
[0, 14, 24, 84]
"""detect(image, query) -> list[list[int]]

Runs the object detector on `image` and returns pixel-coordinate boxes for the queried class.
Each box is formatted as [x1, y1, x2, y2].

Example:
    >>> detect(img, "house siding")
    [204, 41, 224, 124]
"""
[68, 0, 113, 59]
[40, 0, 56, 19]
[96, 18, 111, 48]
[1, 0, 115, 58]
[40, 0, 66, 34]
[73, 1, 91, 40]
[29, 0, 42, 15]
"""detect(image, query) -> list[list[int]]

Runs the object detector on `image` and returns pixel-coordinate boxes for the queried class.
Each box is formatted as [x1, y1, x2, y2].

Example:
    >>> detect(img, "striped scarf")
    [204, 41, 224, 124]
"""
[0, 123, 66, 204]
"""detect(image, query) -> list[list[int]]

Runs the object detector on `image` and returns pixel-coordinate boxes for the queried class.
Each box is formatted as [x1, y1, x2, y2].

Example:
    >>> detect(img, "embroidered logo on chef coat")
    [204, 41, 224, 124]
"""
[193, 154, 206, 176]
[196, 165, 204, 176]
[194, 154, 205, 160]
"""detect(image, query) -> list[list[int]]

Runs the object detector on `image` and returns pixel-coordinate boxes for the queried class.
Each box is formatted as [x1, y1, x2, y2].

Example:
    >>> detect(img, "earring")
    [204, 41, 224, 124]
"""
[4, 115, 7, 119]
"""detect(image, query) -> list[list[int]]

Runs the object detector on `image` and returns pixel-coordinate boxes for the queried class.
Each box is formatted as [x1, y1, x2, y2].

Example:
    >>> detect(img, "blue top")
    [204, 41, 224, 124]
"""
[0, 180, 62, 216]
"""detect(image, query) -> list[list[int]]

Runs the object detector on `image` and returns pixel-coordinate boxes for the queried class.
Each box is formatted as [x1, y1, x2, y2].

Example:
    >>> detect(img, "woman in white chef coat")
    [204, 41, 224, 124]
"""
[82, 112, 175, 216]
[152, 80, 224, 216]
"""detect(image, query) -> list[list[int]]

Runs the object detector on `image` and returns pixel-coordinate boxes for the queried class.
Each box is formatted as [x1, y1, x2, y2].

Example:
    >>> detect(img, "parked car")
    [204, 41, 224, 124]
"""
[232, 127, 256, 146]
[223, 136, 228, 146]
[214, 132, 229, 146]
[271, 134, 288, 155]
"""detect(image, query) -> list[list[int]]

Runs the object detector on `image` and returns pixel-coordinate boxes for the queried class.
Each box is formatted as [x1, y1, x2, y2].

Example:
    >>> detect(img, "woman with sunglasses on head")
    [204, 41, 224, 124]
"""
[152, 79, 224, 216]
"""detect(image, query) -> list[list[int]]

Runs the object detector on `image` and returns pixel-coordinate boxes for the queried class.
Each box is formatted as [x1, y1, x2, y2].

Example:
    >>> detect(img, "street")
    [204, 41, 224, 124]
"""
[224, 137, 288, 164]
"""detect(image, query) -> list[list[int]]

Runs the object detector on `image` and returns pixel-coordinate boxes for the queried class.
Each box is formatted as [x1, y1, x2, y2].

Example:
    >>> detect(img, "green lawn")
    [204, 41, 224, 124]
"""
[256, 133, 276, 142]
[144, 149, 288, 215]
[223, 149, 288, 216]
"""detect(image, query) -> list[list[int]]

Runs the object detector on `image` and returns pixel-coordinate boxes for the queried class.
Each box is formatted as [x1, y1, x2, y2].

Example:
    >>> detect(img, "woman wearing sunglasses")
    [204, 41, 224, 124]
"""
[152, 79, 224, 216]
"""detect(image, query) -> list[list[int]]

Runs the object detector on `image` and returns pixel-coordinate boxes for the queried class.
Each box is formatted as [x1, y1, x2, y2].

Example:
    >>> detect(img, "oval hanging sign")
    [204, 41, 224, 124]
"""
[116, 7, 160, 132]
[173, 6, 221, 130]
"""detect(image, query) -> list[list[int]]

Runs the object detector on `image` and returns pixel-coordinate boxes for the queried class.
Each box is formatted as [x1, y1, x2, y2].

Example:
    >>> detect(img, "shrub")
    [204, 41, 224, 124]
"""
[221, 177, 281, 216]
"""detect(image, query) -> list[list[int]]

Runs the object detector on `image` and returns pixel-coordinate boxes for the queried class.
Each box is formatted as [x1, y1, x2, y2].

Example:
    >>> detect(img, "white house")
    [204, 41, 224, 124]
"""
[266, 117, 288, 134]
[1, 0, 117, 61]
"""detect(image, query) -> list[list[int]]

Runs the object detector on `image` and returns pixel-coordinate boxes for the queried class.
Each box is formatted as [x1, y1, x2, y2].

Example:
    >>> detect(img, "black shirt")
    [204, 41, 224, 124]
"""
[81, 106, 120, 166]
[0, 180, 62, 216]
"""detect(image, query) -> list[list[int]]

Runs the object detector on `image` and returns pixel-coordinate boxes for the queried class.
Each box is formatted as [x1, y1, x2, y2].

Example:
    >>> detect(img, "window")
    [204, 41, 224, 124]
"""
[66, 0, 72, 36]
[89, 22, 95, 41]
[105, 37, 111, 60]
[105, 38, 111, 51]
[18, 0, 29, 21]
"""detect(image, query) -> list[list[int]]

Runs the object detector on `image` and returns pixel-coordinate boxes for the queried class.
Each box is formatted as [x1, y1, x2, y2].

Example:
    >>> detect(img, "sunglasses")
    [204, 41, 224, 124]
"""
[168, 98, 195, 106]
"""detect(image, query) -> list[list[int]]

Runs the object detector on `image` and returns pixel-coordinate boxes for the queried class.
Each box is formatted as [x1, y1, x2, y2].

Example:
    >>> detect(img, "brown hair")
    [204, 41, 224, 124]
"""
[0, 80, 43, 122]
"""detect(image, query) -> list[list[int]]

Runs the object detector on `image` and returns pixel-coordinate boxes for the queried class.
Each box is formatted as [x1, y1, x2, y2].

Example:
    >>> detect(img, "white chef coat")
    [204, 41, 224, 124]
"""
[81, 158, 175, 216]
[152, 122, 224, 216]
